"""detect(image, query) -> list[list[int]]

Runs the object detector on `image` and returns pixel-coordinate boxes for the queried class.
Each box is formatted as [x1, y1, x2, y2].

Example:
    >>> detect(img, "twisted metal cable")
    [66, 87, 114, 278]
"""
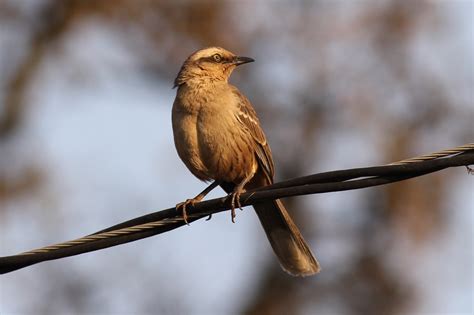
[390, 143, 474, 165]
[20, 216, 200, 255]
[1, 143, 473, 274]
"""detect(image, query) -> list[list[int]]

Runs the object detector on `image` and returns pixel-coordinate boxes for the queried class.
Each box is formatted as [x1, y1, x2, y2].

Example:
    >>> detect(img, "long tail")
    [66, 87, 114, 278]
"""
[220, 182, 320, 276]
[253, 199, 320, 276]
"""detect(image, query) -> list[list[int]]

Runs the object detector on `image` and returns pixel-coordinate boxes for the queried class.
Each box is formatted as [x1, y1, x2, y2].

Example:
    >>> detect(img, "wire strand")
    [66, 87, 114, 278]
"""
[389, 143, 474, 165]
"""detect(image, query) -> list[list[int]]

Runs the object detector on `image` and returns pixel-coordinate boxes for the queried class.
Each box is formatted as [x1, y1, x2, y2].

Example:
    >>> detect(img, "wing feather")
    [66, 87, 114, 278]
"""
[231, 87, 275, 182]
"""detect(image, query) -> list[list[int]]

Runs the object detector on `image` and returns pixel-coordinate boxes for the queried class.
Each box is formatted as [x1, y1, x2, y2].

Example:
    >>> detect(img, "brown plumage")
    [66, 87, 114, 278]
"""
[172, 47, 320, 276]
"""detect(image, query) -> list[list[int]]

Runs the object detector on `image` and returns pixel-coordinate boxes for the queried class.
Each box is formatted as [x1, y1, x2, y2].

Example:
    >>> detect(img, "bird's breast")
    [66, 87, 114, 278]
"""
[172, 85, 257, 183]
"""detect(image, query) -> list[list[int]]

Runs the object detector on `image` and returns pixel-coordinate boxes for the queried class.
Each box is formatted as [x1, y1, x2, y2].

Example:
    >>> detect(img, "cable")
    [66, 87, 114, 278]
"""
[1, 143, 472, 274]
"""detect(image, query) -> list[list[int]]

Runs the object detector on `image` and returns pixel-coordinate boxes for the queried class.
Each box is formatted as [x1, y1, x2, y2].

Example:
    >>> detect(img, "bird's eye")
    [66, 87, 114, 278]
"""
[212, 54, 222, 62]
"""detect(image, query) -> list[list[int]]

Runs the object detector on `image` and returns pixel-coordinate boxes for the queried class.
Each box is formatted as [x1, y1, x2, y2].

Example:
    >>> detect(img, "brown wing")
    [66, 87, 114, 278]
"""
[231, 87, 275, 183]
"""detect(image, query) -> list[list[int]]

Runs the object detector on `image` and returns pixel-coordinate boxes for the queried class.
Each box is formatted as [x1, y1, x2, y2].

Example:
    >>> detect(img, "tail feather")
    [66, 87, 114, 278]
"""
[220, 182, 320, 276]
[253, 199, 320, 276]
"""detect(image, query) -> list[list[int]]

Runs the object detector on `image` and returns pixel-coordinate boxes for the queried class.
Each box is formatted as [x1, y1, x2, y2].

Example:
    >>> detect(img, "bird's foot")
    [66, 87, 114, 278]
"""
[466, 165, 473, 175]
[227, 190, 244, 223]
[176, 198, 200, 225]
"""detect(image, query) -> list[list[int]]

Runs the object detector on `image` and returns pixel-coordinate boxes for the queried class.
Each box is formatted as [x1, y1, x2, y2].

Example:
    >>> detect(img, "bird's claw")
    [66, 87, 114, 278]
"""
[228, 191, 244, 223]
[176, 198, 199, 225]
[466, 165, 473, 175]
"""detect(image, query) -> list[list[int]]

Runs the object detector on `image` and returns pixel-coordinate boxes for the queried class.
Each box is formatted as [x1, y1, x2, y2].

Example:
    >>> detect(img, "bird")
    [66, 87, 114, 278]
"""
[171, 47, 320, 276]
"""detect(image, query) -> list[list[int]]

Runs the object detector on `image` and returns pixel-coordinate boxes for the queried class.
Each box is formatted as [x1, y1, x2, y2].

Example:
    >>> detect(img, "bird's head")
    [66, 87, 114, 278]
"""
[174, 47, 254, 87]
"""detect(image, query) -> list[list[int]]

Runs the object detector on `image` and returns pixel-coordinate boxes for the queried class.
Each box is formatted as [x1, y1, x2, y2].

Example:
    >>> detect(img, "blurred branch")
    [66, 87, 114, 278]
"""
[0, 1, 79, 137]
[0, 144, 472, 274]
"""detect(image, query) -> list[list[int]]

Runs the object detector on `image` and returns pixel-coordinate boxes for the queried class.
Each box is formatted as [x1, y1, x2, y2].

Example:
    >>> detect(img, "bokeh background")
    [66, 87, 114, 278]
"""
[0, 1, 473, 314]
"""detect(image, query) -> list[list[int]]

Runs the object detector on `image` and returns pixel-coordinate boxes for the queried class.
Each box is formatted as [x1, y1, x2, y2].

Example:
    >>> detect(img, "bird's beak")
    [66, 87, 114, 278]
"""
[233, 56, 255, 66]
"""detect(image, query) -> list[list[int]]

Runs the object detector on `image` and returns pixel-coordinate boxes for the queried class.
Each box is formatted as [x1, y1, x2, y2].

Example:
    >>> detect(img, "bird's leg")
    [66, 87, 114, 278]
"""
[176, 181, 220, 224]
[227, 173, 254, 223]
